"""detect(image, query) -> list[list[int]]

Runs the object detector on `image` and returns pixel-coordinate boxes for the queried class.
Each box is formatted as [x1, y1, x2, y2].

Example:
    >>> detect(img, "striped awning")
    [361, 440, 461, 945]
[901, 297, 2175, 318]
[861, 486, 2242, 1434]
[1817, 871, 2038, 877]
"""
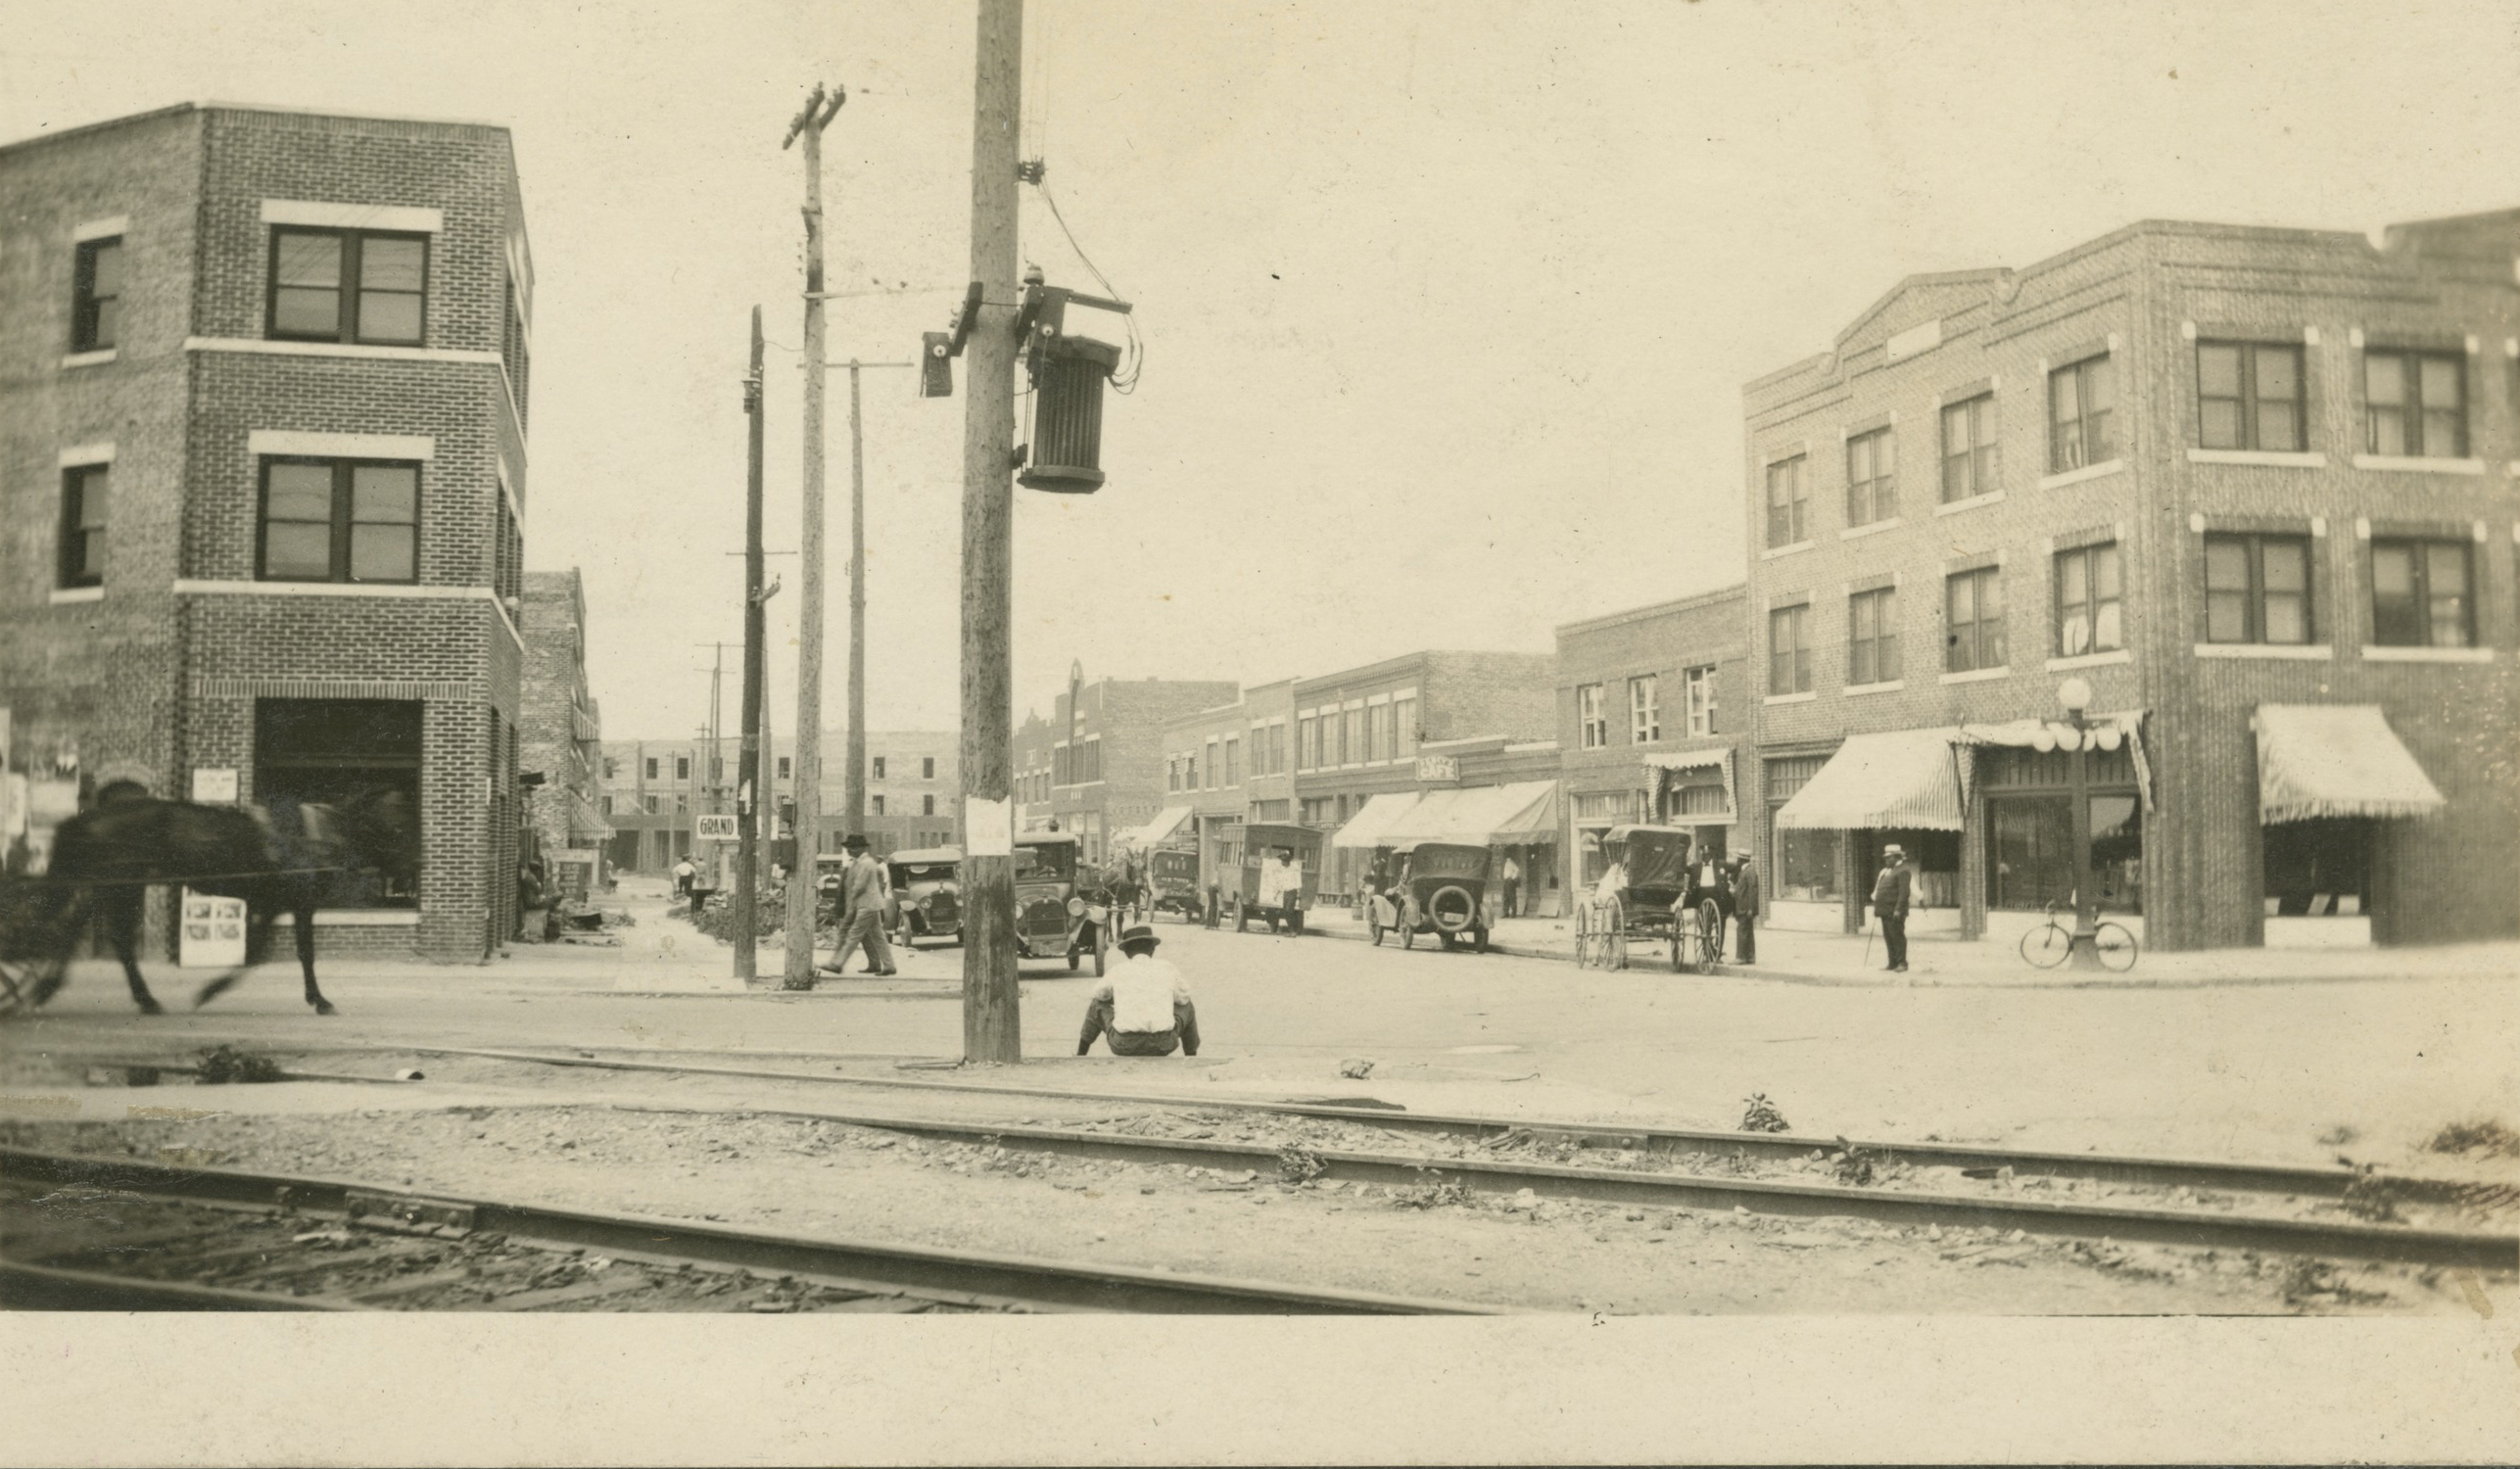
[1330, 791, 1424, 850]
[1381, 781, 1559, 849]
[1642, 745, 1735, 822]
[2254, 704, 2445, 824]
[1956, 709, 2153, 811]
[1114, 805, 1194, 852]
[1772, 728, 1965, 831]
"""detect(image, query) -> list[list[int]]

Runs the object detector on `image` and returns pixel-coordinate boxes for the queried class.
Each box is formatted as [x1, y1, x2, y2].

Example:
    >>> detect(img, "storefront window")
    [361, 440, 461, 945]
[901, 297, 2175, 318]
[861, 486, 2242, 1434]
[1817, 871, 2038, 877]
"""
[253, 697, 421, 908]
[1986, 793, 2142, 913]
[1777, 829, 1839, 902]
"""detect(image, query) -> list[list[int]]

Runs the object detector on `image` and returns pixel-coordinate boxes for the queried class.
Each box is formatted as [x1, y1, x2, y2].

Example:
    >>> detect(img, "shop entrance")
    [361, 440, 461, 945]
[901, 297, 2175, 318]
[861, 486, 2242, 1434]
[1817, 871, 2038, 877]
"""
[2262, 818, 2371, 918]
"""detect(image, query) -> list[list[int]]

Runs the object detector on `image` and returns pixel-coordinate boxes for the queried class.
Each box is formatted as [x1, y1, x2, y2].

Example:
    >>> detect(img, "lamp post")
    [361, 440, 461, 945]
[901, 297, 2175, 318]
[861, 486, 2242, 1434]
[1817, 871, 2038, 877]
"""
[2050, 676, 2104, 971]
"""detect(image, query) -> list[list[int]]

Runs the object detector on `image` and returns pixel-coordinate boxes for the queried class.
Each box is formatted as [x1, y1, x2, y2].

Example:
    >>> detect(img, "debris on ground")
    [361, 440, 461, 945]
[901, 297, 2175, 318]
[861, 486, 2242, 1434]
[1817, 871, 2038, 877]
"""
[1276, 1145, 1325, 1184]
[1738, 1093, 1792, 1133]
[1828, 1136, 1884, 1187]
[195, 1045, 285, 1084]
[2339, 1170, 2403, 1223]
[1338, 1059, 1375, 1080]
[2426, 1118, 2520, 1159]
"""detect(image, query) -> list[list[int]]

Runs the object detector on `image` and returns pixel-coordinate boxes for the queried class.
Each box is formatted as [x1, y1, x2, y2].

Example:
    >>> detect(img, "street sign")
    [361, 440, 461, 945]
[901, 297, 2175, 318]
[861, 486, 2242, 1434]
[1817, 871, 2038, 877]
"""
[695, 813, 739, 841]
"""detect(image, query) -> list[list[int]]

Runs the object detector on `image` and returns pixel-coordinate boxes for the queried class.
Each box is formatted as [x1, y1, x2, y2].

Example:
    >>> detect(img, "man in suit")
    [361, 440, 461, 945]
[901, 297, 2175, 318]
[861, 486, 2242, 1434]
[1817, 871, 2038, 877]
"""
[819, 833, 897, 977]
[1871, 844, 1913, 972]
[1731, 852, 1762, 964]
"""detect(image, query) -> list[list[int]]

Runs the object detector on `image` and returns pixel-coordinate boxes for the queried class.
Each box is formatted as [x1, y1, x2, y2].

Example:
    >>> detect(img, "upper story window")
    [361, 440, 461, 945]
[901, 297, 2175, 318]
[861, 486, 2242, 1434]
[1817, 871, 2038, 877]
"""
[1944, 566, 2006, 673]
[645, 757, 659, 781]
[676, 755, 690, 780]
[1393, 695, 1418, 758]
[2054, 543, 2123, 657]
[2048, 355, 2116, 471]
[2370, 538, 2474, 648]
[778, 756, 792, 781]
[1577, 683, 1607, 748]
[2198, 342, 2305, 451]
[258, 458, 417, 584]
[1764, 455, 1808, 547]
[2204, 533, 2310, 645]
[1845, 427, 1896, 527]
[268, 228, 427, 346]
[1204, 738, 1220, 787]
[1297, 714, 1318, 771]
[602, 758, 618, 781]
[872, 755, 887, 780]
[58, 464, 109, 589]
[1629, 675, 1660, 743]
[1684, 665, 1717, 737]
[872, 794, 886, 816]
[1767, 605, 1812, 695]
[923, 794, 936, 816]
[2364, 349, 2466, 458]
[1940, 394, 1997, 501]
[1847, 587, 1900, 686]
[71, 238, 123, 352]
[922, 756, 935, 780]
[1224, 736, 1241, 785]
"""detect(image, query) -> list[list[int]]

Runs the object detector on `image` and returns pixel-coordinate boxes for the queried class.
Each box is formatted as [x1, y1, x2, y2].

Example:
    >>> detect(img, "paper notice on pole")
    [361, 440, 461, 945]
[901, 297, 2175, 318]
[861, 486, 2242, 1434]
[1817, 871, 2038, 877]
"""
[179, 888, 249, 969]
[190, 767, 239, 803]
[964, 796, 1014, 856]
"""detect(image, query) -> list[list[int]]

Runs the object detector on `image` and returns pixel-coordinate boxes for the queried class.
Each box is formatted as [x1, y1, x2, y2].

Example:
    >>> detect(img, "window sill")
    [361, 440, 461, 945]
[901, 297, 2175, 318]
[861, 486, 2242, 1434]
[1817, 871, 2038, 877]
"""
[61, 348, 118, 369]
[275, 909, 421, 926]
[2187, 448, 2325, 469]
[2045, 648, 2132, 671]
[1937, 666, 2012, 686]
[1933, 489, 2005, 517]
[1759, 541, 1815, 561]
[48, 586, 105, 605]
[2193, 642, 2331, 661]
[2037, 458, 2125, 491]
[2351, 454, 2485, 476]
[184, 336, 502, 366]
[1762, 690, 1817, 706]
[1843, 680, 1905, 697]
[2360, 644, 2495, 664]
[1840, 517, 1902, 541]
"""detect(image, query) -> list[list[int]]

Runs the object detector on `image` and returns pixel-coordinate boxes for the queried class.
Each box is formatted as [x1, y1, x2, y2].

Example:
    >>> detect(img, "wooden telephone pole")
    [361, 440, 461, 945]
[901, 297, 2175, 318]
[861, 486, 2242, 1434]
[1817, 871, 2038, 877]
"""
[784, 82, 845, 990]
[961, 0, 1024, 1063]
[734, 308, 767, 984]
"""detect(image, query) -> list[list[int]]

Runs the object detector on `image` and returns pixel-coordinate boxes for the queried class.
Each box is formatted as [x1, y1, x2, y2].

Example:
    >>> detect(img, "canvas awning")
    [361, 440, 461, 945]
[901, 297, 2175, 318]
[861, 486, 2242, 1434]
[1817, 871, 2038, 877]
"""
[1773, 728, 1965, 831]
[1642, 746, 1736, 824]
[1381, 781, 1559, 849]
[1330, 791, 1424, 850]
[1113, 805, 1194, 852]
[2253, 704, 2446, 824]
[1956, 709, 2154, 811]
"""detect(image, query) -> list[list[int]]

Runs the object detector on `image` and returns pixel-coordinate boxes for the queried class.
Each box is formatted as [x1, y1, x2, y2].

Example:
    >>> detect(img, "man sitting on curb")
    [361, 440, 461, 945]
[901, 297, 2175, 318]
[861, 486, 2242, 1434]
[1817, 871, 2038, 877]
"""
[1077, 924, 1201, 1058]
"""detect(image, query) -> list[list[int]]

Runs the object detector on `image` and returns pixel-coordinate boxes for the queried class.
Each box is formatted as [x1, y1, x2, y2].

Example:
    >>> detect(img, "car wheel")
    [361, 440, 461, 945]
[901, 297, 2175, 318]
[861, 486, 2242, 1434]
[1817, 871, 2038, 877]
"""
[1402, 924, 1416, 950]
[1368, 916, 1383, 946]
[1067, 941, 1081, 972]
[1231, 895, 1246, 932]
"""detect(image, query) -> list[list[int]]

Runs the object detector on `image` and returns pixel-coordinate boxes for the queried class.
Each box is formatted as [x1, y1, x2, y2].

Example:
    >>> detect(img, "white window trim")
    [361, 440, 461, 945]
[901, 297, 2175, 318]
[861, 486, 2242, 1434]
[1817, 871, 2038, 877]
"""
[58, 442, 116, 467]
[2360, 645, 2496, 664]
[186, 336, 501, 366]
[1937, 666, 2012, 686]
[2187, 449, 2327, 469]
[249, 429, 436, 460]
[2193, 642, 2332, 661]
[276, 909, 423, 927]
[61, 349, 118, 370]
[72, 214, 128, 243]
[260, 199, 445, 233]
[2037, 458, 2125, 492]
[2045, 648, 2132, 672]
[1762, 690, 1818, 706]
[48, 586, 105, 605]
[1759, 540, 1815, 560]
[2351, 454, 2486, 476]
[1934, 489, 2006, 517]
[1840, 517, 1902, 541]
[1843, 679, 1905, 697]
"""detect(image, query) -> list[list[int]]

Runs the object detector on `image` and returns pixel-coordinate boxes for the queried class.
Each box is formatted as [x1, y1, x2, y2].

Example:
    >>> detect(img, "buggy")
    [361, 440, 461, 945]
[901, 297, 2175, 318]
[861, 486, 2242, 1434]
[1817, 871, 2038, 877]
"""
[1574, 824, 1723, 973]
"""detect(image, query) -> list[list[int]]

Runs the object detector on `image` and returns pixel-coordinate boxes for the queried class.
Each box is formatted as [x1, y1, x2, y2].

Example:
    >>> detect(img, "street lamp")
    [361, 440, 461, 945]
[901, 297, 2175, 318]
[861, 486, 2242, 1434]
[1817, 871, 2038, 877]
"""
[2051, 676, 2104, 970]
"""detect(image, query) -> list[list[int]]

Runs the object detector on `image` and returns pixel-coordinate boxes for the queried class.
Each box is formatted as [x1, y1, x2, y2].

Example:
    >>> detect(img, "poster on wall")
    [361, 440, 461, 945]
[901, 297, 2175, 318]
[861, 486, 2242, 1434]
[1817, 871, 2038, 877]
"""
[179, 888, 249, 969]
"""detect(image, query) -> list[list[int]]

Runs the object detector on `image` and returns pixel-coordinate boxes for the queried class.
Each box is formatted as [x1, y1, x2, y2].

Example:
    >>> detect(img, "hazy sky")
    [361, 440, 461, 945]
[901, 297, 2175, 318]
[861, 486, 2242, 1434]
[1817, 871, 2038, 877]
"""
[7, 1, 2516, 739]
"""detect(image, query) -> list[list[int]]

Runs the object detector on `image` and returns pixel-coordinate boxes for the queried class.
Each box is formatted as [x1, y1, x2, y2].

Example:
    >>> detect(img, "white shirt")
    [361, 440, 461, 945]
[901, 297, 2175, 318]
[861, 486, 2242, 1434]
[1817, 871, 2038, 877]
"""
[1257, 857, 1302, 904]
[1502, 858, 1521, 880]
[1592, 862, 1627, 904]
[1091, 953, 1191, 1033]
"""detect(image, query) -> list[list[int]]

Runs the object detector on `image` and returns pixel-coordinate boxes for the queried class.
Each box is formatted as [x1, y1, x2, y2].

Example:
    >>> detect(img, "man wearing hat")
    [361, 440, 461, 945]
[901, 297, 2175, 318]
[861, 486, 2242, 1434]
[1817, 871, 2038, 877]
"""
[1076, 924, 1201, 1058]
[820, 833, 897, 977]
[1869, 844, 1912, 973]
[1730, 851, 1761, 964]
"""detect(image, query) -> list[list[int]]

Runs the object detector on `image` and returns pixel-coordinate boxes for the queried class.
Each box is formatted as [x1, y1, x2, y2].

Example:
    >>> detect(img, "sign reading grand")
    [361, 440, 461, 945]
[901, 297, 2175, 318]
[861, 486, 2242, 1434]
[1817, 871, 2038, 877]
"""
[695, 813, 739, 841]
[1414, 754, 1459, 782]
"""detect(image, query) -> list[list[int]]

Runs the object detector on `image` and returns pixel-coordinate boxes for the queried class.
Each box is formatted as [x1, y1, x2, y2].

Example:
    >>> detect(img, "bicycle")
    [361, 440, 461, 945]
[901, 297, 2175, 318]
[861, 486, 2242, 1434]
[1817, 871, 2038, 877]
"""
[2018, 898, 2138, 971]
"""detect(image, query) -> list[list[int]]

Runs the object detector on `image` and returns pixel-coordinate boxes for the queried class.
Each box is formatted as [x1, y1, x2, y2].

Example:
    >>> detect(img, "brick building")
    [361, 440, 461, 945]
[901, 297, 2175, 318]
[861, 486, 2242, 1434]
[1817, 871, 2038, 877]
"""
[518, 568, 604, 898]
[0, 103, 535, 959]
[1292, 650, 1559, 910]
[1741, 208, 2518, 951]
[1554, 586, 1750, 891]
[1014, 710, 1055, 834]
[1145, 677, 1297, 890]
[598, 729, 961, 874]
[1033, 668, 1238, 868]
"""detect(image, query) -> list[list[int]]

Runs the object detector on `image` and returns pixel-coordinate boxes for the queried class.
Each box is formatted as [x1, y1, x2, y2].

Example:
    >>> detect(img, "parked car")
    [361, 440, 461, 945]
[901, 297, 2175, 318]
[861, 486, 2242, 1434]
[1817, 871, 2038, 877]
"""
[1013, 832, 1114, 974]
[1369, 840, 1492, 952]
[1144, 847, 1203, 922]
[884, 845, 963, 948]
[1218, 821, 1322, 933]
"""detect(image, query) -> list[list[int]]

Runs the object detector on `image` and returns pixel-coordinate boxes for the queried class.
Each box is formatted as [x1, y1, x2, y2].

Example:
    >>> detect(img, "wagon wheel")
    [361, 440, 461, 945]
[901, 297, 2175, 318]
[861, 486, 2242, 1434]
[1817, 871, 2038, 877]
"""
[1595, 894, 1623, 971]
[1696, 899, 1724, 973]
[1572, 902, 1593, 968]
[1669, 908, 1689, 973]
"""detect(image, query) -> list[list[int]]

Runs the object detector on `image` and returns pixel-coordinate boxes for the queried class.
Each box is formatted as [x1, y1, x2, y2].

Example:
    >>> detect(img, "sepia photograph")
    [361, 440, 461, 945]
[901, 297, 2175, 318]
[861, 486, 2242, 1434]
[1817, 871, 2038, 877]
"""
[0, 0, 2515, 1462]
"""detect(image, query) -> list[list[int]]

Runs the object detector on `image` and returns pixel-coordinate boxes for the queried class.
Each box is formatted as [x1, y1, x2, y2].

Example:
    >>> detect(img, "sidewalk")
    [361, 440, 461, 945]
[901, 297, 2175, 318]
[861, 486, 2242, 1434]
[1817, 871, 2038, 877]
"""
[1299, 905, 2520, 989]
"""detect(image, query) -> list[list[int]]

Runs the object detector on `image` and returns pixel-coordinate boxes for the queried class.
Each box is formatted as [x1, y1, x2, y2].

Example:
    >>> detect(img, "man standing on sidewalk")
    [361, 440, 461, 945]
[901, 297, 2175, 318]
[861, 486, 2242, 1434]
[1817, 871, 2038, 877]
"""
[1731, 852, 1761, 964]
[1500, 852, 1521, 918]
[1870, 844, 1912, 972]
[820, 834, 897, 977]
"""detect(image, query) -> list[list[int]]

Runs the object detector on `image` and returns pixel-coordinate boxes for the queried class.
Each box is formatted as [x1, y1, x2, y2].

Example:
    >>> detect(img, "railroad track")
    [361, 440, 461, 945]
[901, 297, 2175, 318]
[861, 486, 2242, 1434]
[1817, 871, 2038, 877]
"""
[0, 1148, 1500, 1315]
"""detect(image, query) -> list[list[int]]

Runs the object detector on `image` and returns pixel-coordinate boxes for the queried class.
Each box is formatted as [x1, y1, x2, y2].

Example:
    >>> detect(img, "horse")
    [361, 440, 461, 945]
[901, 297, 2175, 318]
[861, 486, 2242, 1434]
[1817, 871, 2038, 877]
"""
[14, 783, 415, 1017]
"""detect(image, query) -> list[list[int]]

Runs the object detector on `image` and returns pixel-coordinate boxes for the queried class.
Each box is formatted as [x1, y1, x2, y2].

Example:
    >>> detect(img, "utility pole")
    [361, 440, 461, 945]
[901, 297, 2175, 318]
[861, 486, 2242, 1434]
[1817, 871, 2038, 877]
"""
[843, 360, 867, 847]
[735, 308, 767, 984]
[960, 0, 1024, 1063]
[784, 81, 845, 991]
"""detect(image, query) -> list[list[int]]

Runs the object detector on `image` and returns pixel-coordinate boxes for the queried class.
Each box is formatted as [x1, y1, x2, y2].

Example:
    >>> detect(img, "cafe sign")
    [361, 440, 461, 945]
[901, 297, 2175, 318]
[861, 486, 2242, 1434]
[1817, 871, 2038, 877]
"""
[1413, 754, 1459, 783]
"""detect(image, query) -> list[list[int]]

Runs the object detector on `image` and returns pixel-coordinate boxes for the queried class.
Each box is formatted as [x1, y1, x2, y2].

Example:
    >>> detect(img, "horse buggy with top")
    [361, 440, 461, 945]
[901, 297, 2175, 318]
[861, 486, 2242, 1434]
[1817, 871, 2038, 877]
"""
[1573, 824, 1723, 973]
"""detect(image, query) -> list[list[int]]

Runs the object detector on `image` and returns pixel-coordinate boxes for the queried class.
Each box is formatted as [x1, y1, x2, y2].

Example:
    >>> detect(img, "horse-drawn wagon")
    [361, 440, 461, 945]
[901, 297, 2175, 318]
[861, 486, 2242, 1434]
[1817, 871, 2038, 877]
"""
[1573, 824, 1723, 973]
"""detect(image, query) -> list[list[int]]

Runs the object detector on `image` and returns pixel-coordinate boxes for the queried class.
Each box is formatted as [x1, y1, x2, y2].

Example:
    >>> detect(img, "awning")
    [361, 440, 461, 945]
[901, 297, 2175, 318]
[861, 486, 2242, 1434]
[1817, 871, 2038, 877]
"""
[1773, 728, 1965, 831]
[1113, 805, 1194, 852]
[1956, 709, 2153, 812]
[1330, 791, 1424, 850]
[1381, 781, 1559, 849]
[1642, 746, 1736, 824]
[2254, 704, 2446, 824]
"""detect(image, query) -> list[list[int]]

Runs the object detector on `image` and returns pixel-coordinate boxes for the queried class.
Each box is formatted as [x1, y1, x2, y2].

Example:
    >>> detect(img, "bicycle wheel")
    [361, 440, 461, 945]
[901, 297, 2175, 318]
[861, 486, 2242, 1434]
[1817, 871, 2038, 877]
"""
[2094, 921, 2139, 972]
[2019, 922, 2071, 970]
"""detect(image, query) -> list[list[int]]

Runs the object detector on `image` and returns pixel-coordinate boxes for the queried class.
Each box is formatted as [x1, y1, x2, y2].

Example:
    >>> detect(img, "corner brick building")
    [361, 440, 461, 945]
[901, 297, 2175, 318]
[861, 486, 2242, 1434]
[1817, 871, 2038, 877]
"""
[0, 103, 535, 959]
[519, 569, 604, 897]
[1034, 670, 1239, 868]
[1741, 209, 2518, 951]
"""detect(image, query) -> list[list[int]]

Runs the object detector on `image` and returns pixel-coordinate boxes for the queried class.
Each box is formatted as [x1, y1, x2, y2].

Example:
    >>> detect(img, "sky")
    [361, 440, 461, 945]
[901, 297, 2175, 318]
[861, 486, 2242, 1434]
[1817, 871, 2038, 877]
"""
[6, 0, 2517, 740]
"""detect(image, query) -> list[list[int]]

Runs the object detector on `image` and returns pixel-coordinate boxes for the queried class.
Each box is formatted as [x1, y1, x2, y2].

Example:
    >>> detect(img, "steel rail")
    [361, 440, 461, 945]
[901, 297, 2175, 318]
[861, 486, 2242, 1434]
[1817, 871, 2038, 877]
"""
[0, 1259, 357, 1311]
[581, 1100, 2520, 1272]
[0, 1148, 1502, 1315]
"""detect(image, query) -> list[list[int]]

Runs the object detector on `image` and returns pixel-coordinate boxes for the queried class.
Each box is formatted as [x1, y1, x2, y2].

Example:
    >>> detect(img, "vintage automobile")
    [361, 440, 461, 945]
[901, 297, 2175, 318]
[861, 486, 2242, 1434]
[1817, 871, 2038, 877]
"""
[1367, 840, 1493, 952]
[1013, 831, 1114, 974]
[1218, 821, 1322, 933]
[1144, 846, 1204, 922]
[1574, 824, 1723, 973]
[884, 845, 963, 949]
